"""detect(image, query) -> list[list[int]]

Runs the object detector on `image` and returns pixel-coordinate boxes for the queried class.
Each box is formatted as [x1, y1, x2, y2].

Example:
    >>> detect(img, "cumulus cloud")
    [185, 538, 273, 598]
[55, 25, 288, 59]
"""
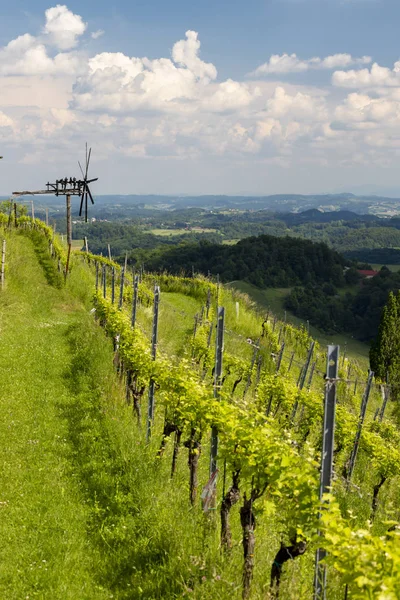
[266, 86, 327, 120]
[332, 61, 400, 88]
[172, 30, 217, 82]
[43, 4, 87, 50]
[0, 5, 87, 76]
[72, 31, 231, 114]
[251, 53, 371, 76]
[3, 3, 400, 187]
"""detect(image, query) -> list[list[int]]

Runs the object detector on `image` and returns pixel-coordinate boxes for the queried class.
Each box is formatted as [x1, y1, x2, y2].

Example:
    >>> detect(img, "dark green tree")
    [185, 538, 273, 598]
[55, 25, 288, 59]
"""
[370, 291, 400, 392]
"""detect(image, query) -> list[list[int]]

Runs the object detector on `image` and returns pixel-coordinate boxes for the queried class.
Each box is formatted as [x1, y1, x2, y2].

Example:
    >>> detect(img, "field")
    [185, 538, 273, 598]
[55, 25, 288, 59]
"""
[149, 227, 217, 236]
[229, 280, 369, 363]
[371, 263, 400, 272]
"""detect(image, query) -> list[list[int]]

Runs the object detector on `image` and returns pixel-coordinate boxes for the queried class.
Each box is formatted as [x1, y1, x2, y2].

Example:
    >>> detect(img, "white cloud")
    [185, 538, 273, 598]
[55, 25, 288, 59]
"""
[0, 111, 13, 128]
[91, 29, 104, 40]
[0, 5, 87, 76]
[43, 4, 87, 50]
[3, 4, 400, 193]
[266, 86, 327, 120]
[251, 52, 371, 76]
[172, 30, 217, 82]
[332, 61, 400, 88]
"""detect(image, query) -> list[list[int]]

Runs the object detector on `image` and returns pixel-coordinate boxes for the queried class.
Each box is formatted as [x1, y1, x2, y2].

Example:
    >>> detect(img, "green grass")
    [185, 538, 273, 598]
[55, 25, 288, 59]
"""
[1, 226, 396, 599]
[371, 263, 400, 272]
[228, 280, 369, 364]
[149, 228, 217, 236]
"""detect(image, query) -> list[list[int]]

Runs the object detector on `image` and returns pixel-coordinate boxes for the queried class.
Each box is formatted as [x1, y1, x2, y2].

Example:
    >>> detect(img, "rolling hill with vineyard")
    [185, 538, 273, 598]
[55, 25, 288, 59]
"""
[0, 214, 400, 600]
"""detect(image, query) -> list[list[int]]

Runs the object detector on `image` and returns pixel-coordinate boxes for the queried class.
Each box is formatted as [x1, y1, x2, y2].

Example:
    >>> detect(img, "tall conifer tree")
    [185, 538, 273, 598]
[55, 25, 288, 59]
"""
[370, 291, 400, 396]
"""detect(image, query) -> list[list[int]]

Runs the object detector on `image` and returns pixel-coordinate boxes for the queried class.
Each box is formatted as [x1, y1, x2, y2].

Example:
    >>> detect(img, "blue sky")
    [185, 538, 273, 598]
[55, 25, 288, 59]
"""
[1, 0, 400, 195]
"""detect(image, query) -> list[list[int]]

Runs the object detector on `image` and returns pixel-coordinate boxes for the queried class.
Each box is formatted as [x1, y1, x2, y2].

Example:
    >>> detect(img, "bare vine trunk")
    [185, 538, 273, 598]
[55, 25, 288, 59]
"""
[371, 475, 387, 519]
[171, 429, 182, 478]
[186, 428, 201, 505]
[240, 494, 256, 600]
[270, 539, 307, 598]
[221, 470, 240, 550]
[157, 421, 176, 457]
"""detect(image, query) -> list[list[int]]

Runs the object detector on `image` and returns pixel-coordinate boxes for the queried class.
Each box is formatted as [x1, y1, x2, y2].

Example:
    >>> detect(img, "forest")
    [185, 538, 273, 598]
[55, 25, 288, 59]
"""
[129, 235, 347, 288]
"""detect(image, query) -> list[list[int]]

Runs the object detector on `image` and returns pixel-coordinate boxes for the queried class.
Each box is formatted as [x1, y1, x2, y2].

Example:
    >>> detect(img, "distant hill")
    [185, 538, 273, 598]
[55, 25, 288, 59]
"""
[8, 192, 400, 217]
[281, 209, 379, 226]
[137, 234, 347, 288]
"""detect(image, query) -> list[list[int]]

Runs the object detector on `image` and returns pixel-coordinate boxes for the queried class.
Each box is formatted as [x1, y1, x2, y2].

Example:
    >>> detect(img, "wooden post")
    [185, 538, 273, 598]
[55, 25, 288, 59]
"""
[314, 345, 339, 600]
[111, 267, 115, 304]
[95, 261, 99, 292]
[210, 307, 225, 475]
[108, 244, 112, 261]
[379, 375, 390, 422]
[147, 286, 160, 441]
[307, 361, 317, 390]
[291, 341, 315, 420]
[1, 239, 6, 289]
[45, 207, 49, 226]
[131, 275, 139, 327]
[31, 200, 35, 221]
[243, 339, 260, 398]
[84, 236, 88, 253]
[206, 288, 211, 319]
[65, 194, 72, 278]
[119, 267, 125, 309]
[102, 265, 107, 298]
[276, 342, 285, 373]
[288, 350, 295, 373]
[347, 371, 374, 482]
[14, 203, 18, 228]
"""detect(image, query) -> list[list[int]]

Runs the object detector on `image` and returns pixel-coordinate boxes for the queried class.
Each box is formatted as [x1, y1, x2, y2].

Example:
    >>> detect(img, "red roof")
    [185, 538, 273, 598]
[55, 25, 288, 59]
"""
[357, 269, 379, 277]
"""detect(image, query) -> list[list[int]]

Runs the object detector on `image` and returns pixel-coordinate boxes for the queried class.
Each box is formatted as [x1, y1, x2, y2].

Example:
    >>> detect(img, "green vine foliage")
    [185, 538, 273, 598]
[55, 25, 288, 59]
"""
[7, 218, 400, 598]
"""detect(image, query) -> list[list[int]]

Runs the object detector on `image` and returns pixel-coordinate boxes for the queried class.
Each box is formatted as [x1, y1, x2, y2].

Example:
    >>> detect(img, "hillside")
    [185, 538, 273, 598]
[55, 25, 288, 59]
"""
[134, 234, 346, 288]
[1, 219, 400, 599]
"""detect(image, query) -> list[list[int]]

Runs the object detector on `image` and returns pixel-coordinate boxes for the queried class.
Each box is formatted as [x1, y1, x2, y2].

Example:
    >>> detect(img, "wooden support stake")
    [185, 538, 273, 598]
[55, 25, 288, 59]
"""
[314, 345, 339, 600]
[95, 261, 99, 291]
[119, 267, 125, 309]
[131, 275, 139, 327]
[1, 239, 6, 289]
[84, 236, 88, 253]
[276, 342, 285, 373]
[347, 370, 374, 483]
[147, 285, 160, 441]
[210, 307, 225, 475]
[111, 267, 115, 304]
[108, 244, 112, 261]
[45, 207, 49, 226]
[243, 338, 260, 398]
[291, 341, 315, 420]
[379, 375, 390, 422]
[102, 265, 107, 299]
[14, 203, 18, 228]
[65, 194, 72, 278]
[288, 350, 295, 373]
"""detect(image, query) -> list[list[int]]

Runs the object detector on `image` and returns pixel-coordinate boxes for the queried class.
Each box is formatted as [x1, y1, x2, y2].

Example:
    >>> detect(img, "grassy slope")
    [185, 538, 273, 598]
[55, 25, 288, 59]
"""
[1, 227, 396, 599]
[229, 280, 369, 364]
[0, 231, 108, 599]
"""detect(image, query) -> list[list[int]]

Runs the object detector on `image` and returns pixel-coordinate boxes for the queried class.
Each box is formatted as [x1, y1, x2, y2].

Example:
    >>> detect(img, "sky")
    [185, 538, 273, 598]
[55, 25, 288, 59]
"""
[2, 0, 400, 196]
